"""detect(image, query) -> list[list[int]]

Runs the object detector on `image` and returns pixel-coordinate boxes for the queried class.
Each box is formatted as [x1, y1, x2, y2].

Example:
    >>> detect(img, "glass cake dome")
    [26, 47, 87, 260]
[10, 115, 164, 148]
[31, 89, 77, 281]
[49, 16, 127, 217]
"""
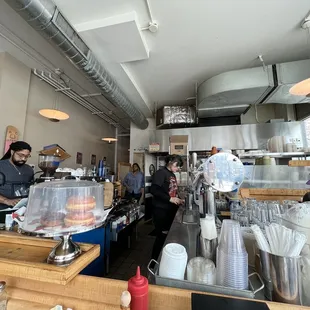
[21, 180, 108, 237]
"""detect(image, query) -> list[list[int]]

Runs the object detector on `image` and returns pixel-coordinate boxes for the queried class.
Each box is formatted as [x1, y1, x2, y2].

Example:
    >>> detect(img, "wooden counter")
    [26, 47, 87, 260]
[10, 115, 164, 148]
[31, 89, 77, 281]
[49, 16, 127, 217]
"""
[1, 274, 309, 310]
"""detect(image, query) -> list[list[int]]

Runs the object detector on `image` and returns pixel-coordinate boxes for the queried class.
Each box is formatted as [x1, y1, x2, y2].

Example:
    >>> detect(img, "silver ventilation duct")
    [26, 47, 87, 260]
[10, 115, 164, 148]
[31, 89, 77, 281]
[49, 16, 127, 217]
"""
[5, 0, 149, 130]
[197, 59, 310, 118]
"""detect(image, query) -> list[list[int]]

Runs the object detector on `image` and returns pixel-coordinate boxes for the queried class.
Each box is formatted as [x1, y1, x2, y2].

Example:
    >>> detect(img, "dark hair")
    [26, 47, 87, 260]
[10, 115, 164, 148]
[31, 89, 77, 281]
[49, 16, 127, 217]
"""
[132, 163, 141, 171]
[165, 154, 183, 168]
[1, 141, 32, 160]
[303, 192, 310, 202]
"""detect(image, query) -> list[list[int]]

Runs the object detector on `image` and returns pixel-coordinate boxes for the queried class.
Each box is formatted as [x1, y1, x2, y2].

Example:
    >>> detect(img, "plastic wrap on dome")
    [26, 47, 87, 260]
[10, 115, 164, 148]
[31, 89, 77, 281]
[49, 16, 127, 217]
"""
[21, 180, 110, 236]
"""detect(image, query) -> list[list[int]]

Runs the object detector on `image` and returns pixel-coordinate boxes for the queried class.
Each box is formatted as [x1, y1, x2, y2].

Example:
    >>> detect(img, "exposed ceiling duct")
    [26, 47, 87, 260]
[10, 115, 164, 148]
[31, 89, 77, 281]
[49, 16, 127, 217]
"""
[197, 59, 310, 118]
[33, 69, 128, 131]
[5, 0, 149, 130]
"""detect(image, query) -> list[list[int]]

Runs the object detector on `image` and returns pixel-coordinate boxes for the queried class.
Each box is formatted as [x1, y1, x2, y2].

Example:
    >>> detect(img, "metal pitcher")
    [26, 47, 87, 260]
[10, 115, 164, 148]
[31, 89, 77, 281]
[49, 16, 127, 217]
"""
[199, 235, 218, 263]
[202, 185, 216, 216]
[258, 249, 302, 305]
[257, 249, 272, 300]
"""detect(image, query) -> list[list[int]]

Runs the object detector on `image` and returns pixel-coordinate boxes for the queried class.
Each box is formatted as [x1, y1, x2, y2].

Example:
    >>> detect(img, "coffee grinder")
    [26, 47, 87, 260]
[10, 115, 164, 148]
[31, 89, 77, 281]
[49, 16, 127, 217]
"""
[36, 154, 61, 183]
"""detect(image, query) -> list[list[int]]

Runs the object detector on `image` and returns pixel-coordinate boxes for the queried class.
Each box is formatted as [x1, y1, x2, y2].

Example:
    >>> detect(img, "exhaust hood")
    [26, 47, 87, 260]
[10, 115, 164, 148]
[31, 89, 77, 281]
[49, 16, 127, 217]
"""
[197, 59, 310, 118]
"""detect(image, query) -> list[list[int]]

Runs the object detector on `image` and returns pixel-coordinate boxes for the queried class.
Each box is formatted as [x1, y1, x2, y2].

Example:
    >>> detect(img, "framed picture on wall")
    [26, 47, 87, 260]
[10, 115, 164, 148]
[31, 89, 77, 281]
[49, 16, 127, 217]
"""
[91, 154, 96, 165]
[76, 152, 83, 165]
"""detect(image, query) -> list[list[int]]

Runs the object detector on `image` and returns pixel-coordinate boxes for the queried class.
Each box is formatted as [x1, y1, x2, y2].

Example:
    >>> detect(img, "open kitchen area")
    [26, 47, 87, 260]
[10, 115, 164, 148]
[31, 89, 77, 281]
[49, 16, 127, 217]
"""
[1, 0, 310, 310]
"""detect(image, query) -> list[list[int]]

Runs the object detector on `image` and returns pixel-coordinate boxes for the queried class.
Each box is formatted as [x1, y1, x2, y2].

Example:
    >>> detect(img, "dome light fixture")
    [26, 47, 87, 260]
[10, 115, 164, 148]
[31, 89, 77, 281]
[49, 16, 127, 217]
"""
[289, 78, 310, 96]
[39, 109, 69, 122]
[102, 137, 118, 143]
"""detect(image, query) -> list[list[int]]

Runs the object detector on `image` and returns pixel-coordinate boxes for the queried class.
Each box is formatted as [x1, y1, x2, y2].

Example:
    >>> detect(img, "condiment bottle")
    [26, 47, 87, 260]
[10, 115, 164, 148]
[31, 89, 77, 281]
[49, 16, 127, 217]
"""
[0, 282, 7, 310]
[128, 266, 148, 310]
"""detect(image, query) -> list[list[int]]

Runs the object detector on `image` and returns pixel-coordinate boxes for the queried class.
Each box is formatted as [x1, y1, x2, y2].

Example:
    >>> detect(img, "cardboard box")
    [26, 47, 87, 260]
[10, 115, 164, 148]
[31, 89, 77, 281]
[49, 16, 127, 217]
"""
[169, 135, 188, 155]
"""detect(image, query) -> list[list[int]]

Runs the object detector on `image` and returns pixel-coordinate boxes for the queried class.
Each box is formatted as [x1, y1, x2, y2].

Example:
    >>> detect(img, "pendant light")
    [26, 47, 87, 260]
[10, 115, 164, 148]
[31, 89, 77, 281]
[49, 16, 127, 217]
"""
[39, 91, 69, 122]
[289, 17, 310, 96]
[102, 137, 118, 143]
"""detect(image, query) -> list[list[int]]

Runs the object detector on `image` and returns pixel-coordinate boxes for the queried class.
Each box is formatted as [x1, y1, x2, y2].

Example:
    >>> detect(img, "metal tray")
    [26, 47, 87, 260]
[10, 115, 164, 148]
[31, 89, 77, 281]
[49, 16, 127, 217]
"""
[147, 259, 264, 299]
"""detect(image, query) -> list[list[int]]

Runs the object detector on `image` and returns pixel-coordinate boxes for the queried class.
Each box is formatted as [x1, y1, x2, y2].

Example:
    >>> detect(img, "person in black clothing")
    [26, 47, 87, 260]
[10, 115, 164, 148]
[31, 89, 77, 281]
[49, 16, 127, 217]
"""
[151, 154, 184, 260]
[0, 141, 33, 223]
[302, 192, 310, 202]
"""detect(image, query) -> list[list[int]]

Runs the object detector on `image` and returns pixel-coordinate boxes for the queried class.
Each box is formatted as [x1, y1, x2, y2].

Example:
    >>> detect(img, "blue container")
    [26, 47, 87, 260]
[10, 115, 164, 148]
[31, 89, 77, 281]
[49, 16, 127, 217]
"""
[72, 223, 111, 277]
[98, 160, 104, 177]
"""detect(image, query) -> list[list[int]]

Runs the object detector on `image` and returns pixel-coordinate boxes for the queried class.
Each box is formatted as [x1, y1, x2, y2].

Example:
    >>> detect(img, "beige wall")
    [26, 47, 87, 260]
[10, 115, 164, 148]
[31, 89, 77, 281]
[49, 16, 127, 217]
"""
[0, 52, 129, 171]
[24, 74, 116, 169]
[0, 53, 31, 148]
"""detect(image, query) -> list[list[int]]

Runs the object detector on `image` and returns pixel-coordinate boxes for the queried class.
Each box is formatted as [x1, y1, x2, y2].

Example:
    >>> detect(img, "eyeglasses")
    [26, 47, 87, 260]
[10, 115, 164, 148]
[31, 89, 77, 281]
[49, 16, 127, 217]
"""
[15, 152, 31, 160]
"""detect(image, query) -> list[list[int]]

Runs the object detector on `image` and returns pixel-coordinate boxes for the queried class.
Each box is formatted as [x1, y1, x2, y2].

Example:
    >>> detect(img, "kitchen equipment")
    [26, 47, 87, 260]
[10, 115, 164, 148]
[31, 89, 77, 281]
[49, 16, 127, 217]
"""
[20, 180, 111, 266]
[37, 154, 61, 182]
[159, 243, 188, 280]
[203, 152, 244, 193]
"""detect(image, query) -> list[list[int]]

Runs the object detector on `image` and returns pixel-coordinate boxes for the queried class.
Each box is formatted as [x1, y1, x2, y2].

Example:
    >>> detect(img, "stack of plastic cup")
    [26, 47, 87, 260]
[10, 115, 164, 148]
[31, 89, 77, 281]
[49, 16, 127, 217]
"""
[187, 257, 216, 285]
[216, 220, 248, 290]
[159, 243, 188, 280]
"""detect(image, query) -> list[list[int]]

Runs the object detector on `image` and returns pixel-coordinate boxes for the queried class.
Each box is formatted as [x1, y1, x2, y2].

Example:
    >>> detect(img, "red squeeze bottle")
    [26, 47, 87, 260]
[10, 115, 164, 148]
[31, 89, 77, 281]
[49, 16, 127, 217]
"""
[128, 266, 148, 310]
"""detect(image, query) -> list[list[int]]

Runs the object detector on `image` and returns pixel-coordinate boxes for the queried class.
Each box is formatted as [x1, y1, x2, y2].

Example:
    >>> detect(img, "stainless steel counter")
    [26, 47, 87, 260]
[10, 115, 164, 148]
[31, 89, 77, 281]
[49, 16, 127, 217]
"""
[163, 206, 200, 260]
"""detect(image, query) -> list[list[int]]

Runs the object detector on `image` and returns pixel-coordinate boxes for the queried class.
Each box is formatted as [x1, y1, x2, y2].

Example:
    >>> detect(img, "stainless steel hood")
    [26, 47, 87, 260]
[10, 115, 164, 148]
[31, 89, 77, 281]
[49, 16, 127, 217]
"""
[154, 121, 306, 152]
[197, 59, 310, 118]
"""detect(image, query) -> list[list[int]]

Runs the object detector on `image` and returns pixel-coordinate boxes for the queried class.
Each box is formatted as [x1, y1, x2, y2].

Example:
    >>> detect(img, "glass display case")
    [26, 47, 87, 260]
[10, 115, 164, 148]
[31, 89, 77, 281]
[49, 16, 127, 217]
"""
[241, 166, 310, 189]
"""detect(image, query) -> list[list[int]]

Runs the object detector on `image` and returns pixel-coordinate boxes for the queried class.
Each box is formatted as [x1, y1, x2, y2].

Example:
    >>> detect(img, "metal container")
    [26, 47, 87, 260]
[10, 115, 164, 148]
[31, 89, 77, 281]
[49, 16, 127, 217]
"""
[257, 249, 302, 305]
[148, 259, 264, 299]
[256, 250, 272, 300]
[199, 235, 217, 263]
[270, 253, 302, 305]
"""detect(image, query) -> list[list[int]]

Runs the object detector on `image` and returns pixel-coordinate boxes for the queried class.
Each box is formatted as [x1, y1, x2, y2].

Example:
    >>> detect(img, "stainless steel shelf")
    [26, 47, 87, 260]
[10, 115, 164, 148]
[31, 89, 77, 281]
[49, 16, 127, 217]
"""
[239, 152, 310, 159]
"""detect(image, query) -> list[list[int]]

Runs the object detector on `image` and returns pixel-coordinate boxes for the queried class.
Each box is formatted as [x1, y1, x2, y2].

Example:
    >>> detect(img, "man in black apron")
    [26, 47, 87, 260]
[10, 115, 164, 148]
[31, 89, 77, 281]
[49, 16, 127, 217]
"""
[0, 141, 33, 223]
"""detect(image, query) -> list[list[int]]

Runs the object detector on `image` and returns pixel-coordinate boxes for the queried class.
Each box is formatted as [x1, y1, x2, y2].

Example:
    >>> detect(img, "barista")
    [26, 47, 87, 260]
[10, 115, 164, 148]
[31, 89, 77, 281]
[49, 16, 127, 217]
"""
[151, 154, 184, 260]
[0, 141, 33, 217]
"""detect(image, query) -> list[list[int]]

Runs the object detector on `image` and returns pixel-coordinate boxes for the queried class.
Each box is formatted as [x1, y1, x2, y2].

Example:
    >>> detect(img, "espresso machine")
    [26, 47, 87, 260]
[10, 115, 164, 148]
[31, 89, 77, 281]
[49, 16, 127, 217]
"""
[36, 154, 61, 183]
[190, 152, 244, 218]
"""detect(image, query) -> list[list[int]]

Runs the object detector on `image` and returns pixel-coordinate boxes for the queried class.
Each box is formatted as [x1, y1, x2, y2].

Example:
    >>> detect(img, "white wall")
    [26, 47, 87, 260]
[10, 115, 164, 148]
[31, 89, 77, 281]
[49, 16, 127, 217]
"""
[0, 52, 129, 171]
